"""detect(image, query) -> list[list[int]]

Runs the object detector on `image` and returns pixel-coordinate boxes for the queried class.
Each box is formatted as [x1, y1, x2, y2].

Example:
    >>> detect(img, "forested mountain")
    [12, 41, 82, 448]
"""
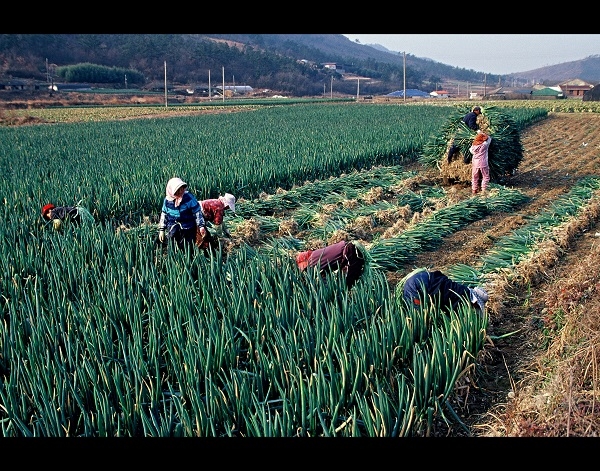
[0, 34, 505, 96]
[1, 34, 597, 97]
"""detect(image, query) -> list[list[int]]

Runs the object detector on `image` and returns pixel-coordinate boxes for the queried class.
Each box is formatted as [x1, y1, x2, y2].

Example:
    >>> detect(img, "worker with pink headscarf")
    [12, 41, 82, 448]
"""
[469, 130, 492, 195]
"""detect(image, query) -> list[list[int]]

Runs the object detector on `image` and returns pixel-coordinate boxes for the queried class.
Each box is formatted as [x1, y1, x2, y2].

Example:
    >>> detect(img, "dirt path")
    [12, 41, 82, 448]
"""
[410, 113, 600, 271]
[407, 112, 600, 436]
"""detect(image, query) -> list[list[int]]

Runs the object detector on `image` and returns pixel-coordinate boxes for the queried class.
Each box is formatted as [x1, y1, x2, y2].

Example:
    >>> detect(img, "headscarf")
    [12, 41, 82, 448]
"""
[296, 250, 313, 271]
[220, 193, 236, 213]
[165, 177, 188, 207]
[469, 286, 489, 312]
[42, 203, 55, 220]
[472, 132, 488, 146]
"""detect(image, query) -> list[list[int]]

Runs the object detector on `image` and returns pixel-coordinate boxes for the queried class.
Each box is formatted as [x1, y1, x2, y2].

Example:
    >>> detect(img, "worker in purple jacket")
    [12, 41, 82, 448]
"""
[296, 240, 365, 289]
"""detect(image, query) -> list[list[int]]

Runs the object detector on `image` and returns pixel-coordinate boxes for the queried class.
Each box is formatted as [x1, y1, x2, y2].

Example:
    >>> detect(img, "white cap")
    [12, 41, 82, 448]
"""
[469, 287, 489, 312]
[221, 193, 236, 212]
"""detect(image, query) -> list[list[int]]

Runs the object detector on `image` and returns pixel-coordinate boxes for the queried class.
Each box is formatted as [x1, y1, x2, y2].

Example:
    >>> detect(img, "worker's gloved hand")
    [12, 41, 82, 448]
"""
[195, 226, 207, 247]
[158, 230, 165, 243]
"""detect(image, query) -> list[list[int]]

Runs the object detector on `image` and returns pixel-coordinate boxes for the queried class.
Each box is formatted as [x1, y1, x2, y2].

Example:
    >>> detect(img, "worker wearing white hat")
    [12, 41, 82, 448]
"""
[201, 193, 236, 239]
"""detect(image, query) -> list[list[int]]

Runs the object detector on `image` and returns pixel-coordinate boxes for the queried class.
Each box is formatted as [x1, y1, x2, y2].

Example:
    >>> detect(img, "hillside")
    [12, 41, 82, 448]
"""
[4, 34, 597, 100]
[508, 54, 600, 83]
[362, 41, 600, 85]
[2, 33, 491, 97]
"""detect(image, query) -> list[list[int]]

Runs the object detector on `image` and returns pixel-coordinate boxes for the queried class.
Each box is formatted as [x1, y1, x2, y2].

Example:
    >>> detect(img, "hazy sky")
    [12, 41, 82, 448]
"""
[342, 34, 600, 75]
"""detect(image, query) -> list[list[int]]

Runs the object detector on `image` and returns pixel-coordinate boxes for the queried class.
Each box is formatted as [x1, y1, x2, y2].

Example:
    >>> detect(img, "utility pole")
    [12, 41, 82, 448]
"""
[222, 66, 225, 103]
[46, 58, 49, 83]
[403, 51, 406, 102]
[356, 78, 360, 101]
[124, 74, 127, 89]
[483, 74, 487, 98]
[164, 61, 167, 108]
[208, 69, 211, 100]
[330, 76, 333, 99]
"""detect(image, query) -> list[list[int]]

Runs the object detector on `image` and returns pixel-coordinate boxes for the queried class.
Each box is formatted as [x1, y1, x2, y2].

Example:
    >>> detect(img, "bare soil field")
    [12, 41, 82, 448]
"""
[406, 113, 600, 436]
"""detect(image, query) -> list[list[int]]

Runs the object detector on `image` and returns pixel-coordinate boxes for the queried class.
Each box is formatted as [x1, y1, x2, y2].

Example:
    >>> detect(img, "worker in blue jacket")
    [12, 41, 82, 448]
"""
[447, 106, 482, 162]
[158, 177, 207, 250]
[402, 268, 488, 316]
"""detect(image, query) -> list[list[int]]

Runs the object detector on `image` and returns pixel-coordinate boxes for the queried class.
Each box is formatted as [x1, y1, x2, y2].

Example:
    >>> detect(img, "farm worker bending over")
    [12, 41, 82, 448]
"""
[201, 193, 236, 238]
[296, 240, 365, 289]
[158, 177, 207, 250]
[469, 130, 492, 195]
[42, 202, 95, 230]
[447, 105, 482, 162]
[402, 268, 488, 316]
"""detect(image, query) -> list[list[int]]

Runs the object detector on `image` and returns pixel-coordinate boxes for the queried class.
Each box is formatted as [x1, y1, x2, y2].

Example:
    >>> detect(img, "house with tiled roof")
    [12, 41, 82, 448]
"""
[559, 79, 595, 98]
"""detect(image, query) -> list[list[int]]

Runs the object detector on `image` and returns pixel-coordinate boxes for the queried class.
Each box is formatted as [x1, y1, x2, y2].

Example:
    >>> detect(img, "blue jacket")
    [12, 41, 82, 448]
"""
[463, 111, 479, 130]
[403, 270, 471, 313]
[159, 192, 204, 230]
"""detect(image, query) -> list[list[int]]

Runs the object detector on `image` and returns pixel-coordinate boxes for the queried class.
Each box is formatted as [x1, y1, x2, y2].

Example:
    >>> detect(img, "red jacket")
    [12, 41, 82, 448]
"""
[201, 199, 226, 225]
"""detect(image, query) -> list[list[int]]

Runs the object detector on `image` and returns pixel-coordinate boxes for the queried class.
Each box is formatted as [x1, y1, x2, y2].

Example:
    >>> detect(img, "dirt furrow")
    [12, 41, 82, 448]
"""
[415, 112, 600, 436]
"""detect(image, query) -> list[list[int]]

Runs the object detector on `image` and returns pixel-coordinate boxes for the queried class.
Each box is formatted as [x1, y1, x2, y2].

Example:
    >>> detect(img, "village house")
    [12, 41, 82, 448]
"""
[559, 79, 595, 98]
[430, 90, 449, 98]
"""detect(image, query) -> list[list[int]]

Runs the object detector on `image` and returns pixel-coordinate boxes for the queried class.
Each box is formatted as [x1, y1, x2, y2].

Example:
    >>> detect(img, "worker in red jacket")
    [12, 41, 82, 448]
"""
[200, 193, 236, 238]
[197, 193, 236, 251]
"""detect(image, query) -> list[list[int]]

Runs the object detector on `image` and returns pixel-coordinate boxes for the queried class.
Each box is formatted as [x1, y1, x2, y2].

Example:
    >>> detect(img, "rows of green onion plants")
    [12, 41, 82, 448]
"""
[3, 97, 354, 125]
[446, 176, 600, 284]
[229, 171, 528, 275]
[366, 184, 528, 273]
[0, 103, 545, 227]
[234, 165, 419, 217]
[0, 204, 488, 436]
[408, 99, 600, 114]
[0, 103, 549, 436]
[1, 103, 452, 225]
[0, 168, 526, 437]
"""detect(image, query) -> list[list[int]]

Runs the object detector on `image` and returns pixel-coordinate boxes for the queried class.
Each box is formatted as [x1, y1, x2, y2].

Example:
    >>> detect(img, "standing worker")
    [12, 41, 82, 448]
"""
[296, 240, 365, 289]
[158, 177, 207, 250]
[447, 106, 482, 162]
[469, 130, 492, 195]
[402, 268, 488, 316]
[462, 106, 482, 131]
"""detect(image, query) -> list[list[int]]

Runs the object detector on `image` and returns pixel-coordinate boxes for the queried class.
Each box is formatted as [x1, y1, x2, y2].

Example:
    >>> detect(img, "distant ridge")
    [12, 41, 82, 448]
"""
[360, 41, 600, 84]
